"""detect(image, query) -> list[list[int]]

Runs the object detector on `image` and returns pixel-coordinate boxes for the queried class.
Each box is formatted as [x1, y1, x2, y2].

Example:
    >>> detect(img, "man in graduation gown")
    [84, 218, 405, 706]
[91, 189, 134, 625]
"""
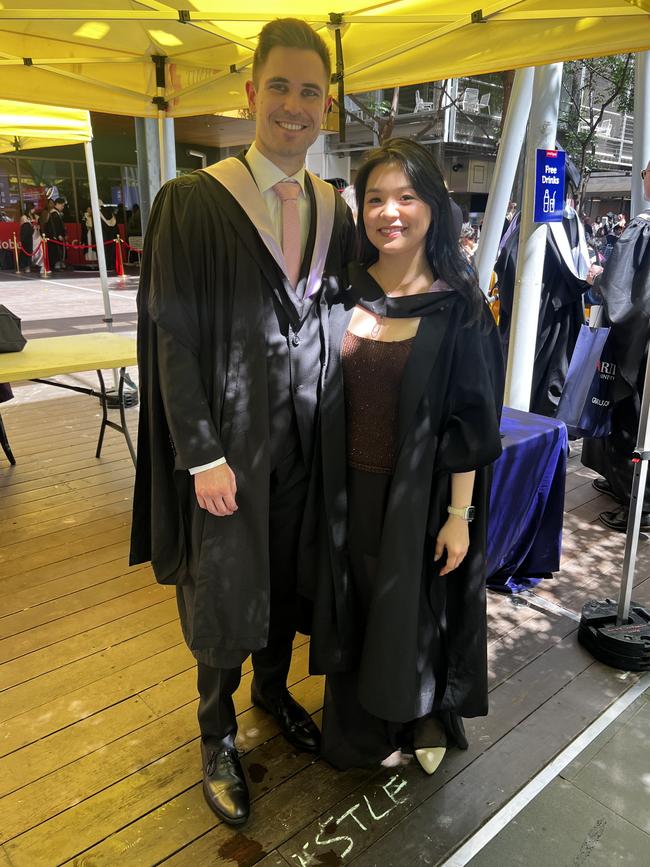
[130, 19, 355, 826]
[48, 197, 67, 270]
[582, 159, 650, 529]
[495, 206, 590, 417]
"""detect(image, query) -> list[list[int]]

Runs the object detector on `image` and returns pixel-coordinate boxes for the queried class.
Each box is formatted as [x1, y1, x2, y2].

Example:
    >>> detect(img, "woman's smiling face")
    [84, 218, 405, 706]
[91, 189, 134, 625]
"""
[362, 162, 432, 259]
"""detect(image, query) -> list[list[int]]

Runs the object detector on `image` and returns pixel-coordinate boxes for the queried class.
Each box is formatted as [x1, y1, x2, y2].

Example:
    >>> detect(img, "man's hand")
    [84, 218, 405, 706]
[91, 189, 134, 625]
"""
[194, 463, 238, 517]
[434, 516, 470, 576]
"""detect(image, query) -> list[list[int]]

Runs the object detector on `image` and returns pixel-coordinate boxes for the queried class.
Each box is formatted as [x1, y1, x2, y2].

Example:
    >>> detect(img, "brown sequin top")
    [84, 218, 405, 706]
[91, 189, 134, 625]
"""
[342, 331, 415, 474]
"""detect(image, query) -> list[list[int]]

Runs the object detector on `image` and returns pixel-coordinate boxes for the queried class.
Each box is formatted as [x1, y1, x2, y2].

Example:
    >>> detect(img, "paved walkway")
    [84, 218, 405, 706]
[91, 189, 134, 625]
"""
[463, 684, 650, 866]
[0, 269, 138, 338]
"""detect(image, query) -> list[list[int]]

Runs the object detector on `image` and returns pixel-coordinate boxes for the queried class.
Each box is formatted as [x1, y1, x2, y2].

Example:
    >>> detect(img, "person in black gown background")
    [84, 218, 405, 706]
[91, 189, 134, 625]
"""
[301, 139, 504, 774]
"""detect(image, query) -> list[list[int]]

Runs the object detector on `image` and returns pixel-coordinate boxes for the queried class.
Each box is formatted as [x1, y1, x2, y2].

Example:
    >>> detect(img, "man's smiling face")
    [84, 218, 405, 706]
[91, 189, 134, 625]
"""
[246, 46, 331, 175]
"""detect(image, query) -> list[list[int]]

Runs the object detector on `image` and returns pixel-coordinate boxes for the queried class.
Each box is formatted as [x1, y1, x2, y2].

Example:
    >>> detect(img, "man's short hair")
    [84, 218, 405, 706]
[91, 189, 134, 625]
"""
[54, 197, 66, 206]
[252, 18, 331, 86]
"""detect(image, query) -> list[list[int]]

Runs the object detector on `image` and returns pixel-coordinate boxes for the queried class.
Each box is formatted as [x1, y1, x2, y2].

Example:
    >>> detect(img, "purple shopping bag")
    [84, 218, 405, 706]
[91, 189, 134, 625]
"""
[556, 323, 615, 438]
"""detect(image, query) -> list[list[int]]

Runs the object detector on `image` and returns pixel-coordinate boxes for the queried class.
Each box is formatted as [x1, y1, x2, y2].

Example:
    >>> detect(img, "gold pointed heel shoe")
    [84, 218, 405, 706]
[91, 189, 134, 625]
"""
[413, 714, 447, 776]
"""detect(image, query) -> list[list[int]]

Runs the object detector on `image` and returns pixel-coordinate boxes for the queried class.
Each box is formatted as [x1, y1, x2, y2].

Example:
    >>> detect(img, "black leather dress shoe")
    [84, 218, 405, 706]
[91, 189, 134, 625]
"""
[599, 506, 650, 532]
[592, 477, 621, 500]
[201, 738, 250, 826]
[251, 684, 321, 753]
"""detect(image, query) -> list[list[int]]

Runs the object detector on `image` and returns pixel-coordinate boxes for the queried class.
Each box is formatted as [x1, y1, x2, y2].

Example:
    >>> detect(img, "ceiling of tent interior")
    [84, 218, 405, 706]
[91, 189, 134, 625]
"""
[0, 1, 649, 119]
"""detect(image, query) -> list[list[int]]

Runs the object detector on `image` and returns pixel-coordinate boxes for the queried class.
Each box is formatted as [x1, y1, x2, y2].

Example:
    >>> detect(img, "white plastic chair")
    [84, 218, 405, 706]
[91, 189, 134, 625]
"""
[126, 235, 144, 265]
[461, 87, 479, 113]
[596, 118, 612, 137]
[414, 89, 434, 113]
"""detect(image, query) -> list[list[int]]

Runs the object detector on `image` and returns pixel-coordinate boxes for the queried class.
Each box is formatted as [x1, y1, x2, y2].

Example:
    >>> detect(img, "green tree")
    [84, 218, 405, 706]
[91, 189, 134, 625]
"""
[558, 54, 634, 210]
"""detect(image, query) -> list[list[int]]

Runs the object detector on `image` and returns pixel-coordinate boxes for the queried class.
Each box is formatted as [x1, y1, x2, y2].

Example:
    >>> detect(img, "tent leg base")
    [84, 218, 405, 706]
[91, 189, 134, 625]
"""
[578, 599, 650, 671]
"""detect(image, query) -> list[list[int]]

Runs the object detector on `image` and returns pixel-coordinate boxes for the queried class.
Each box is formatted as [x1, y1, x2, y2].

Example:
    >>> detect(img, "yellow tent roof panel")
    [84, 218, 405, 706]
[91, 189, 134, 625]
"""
[0, 98, 92, 153]
[0, 1, 648, 117]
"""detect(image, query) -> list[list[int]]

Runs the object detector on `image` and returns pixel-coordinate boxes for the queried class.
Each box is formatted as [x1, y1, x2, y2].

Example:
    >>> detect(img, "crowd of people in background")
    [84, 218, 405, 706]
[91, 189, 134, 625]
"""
[584, 211, 627, 263]
[1, 197, 142, 273]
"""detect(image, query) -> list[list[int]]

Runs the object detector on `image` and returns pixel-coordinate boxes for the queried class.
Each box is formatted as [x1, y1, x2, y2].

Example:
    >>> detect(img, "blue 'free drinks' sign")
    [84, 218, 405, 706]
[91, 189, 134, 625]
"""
[534, 149, 566, 222]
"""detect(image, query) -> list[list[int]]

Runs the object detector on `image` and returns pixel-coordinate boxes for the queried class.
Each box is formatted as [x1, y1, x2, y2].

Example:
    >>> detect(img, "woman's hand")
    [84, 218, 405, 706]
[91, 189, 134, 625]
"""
[434, 516, 470, 576]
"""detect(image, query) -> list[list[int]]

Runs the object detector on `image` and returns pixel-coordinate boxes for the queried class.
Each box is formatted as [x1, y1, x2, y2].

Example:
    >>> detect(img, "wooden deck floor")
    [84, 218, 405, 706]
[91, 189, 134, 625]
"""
[1, 388, 648, 867]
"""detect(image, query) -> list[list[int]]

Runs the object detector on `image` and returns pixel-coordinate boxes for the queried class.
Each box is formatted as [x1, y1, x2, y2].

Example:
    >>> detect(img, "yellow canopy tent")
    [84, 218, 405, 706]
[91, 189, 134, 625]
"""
[0, 99, 92, 153]
[0, 98, 113, 322]
[0, 1, 648, 118]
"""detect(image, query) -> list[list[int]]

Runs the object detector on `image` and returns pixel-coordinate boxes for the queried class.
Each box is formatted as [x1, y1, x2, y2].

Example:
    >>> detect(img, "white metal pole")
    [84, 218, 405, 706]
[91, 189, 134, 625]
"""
[84, 140, 112, 328]
[617, 359, 650, 625]
[85, 139, 120, 391]
[503, 63, 564, 411]
[158, 110, 166, 187]
[475, 67, 535, 294]
[631, 52, 649, 218]
[617, 53, 650, 622]
[163, 117, 177, 182]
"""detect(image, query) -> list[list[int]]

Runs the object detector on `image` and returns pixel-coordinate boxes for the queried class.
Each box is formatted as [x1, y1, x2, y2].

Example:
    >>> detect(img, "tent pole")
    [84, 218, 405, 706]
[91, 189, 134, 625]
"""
[85, 138, 119, 391]
[158, 110, 166, 187]
[475, 67, 534, 295]
[631, 52, 649, 218]
[503, 63, 563, 411]
[84, 140, 112, 330]
[615, 50, 650, 625]
[153, 55, 168, 187]
[163, 117, 177, 181]
[617, 340, 650, 624]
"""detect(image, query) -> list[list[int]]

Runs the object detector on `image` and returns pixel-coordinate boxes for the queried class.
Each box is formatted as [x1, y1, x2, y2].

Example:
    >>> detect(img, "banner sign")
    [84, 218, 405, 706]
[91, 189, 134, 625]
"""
[534, 149, 565, 223]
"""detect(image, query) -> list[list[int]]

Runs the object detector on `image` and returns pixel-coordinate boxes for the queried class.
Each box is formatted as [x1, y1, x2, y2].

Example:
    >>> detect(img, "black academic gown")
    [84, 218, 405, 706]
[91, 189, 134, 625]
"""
[130, 162, 354, 664]
[582, 211, 650, 507]
[496, 215, 588, 417]
[300, 266, 504, 724]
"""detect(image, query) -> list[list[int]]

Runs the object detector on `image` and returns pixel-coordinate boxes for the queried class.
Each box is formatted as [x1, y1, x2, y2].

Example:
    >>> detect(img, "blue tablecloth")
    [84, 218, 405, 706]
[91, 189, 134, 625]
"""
[487, 407, 568, 593]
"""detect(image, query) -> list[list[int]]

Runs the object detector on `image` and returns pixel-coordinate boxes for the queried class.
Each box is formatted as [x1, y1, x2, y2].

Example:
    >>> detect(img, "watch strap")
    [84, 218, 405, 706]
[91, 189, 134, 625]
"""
[447, 504, 474, 521]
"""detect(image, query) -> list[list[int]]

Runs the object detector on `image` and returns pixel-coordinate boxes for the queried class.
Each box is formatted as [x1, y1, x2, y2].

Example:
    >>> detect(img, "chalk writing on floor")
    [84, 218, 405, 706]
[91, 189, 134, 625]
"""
[290, 774, 409, 866]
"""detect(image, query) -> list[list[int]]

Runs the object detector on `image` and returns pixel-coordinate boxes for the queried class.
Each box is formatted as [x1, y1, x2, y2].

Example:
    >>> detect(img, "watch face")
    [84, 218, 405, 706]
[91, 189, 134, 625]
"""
[466, 506, 476, 521]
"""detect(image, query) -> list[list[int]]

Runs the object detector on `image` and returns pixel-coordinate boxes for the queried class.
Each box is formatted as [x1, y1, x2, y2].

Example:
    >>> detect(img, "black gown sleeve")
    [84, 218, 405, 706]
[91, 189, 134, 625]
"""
[600, 212, 650, 389]
[437, 304, 504, 474]
[143, 177, 225, 471]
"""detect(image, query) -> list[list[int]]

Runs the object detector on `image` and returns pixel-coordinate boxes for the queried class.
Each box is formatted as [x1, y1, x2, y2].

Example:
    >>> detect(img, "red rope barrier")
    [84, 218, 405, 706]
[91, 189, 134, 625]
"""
[121, 240, 143, 252]
[16, 239, 43, 256]
[46, 237, 119, 250]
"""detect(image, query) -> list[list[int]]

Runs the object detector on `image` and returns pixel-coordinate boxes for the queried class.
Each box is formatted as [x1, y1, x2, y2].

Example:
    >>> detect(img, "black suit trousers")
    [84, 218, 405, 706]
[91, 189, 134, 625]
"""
[197, 446, 309, 742]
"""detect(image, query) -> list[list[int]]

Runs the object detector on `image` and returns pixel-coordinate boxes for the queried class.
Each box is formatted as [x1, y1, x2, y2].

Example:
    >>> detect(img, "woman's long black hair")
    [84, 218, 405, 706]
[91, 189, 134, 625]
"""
[354, 138, 484, 323]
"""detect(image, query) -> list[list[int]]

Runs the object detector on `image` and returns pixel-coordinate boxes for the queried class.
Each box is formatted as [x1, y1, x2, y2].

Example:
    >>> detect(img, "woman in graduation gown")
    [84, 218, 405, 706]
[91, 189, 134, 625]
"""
[301, 139, 504, 773]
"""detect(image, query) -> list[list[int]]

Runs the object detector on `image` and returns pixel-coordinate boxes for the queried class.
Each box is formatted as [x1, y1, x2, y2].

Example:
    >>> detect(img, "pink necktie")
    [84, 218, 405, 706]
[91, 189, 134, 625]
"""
[273, 180, 302, 290]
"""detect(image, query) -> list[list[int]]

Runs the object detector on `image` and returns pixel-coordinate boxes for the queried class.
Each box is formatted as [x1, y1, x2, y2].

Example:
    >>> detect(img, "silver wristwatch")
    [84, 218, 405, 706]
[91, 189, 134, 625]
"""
[447, 505, 475, 522]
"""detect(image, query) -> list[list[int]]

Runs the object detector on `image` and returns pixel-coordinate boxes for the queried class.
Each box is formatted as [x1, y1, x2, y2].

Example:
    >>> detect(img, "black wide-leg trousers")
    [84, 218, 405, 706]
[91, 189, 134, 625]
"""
[197, 448, 309, 744]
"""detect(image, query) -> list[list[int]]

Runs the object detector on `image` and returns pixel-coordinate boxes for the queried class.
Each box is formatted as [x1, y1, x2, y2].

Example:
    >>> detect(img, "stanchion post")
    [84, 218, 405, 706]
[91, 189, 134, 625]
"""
[115, 236, 125, 281]
[12, 232, 20, 274]
[42, 235, 50, 278]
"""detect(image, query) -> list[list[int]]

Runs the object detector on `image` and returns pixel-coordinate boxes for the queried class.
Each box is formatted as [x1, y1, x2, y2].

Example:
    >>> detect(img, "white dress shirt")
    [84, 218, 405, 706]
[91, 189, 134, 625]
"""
[189, 142, 310, 476]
